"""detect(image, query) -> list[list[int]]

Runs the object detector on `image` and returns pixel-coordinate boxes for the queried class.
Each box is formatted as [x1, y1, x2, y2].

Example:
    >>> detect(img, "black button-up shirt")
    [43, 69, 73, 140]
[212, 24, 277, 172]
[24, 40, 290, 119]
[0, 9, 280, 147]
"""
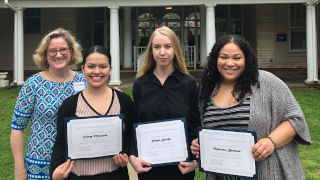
[133, 70, 201, 147]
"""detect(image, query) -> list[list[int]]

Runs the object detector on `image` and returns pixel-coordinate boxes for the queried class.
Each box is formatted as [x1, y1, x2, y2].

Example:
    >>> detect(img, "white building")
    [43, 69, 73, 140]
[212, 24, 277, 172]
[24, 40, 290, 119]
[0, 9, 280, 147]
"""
[0, 0, 319, 85]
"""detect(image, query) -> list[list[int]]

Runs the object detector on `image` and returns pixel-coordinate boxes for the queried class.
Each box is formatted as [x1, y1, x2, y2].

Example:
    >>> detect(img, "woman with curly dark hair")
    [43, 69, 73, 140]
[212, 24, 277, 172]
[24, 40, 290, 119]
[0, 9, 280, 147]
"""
[199, 35, 259, 109]
[191, 35, 311, 180]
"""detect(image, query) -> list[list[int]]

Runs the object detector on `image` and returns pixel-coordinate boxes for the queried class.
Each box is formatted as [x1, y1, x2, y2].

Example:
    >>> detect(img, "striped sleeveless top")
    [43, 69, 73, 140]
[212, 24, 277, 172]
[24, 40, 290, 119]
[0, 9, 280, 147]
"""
[203, 95, 251, 180]
[72, 89, 121, 176]
[203, 95, 251, 130]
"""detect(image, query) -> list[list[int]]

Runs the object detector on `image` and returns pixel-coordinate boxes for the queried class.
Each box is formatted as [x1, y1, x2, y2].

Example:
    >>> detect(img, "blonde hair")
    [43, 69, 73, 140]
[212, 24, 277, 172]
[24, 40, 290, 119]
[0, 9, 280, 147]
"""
[33, 28, 83, 68]
[137, 26, 188, 77]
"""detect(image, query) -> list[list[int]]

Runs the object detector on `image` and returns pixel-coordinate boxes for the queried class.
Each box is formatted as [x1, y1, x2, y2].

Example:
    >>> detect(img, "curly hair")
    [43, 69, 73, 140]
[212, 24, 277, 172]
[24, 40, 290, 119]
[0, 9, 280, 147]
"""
[33, 28, 83, 69]
[199, 35, 260, 110]
[136, 26, 188, 77]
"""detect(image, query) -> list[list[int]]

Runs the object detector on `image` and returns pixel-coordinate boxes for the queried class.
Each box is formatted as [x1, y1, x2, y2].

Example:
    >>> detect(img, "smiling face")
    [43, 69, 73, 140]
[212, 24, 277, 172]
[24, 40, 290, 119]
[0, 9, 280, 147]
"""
[46, 37, 71, 70]
[152, 33, 175, 69]
[82, 52, 112, 89]
[217, 42, 245, 84]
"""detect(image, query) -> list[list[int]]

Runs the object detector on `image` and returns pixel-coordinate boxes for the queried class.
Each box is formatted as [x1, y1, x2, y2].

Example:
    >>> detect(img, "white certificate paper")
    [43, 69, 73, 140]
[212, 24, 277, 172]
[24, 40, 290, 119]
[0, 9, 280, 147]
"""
[134, 119, 189, 166]
[65, 116, 122, 160]
[199, 128, 256, 178]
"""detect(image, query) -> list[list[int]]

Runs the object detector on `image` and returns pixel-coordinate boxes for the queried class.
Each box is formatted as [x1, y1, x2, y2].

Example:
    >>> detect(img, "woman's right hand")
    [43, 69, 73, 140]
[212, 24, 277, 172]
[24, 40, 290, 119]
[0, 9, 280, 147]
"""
[52, 159, 74, 180]
[129, 155, 152, 173]
[14, 166, 27, 180]
[190, 138, 200, 159]
[113, 153, 129, 167]
[11, 130, 28, 180]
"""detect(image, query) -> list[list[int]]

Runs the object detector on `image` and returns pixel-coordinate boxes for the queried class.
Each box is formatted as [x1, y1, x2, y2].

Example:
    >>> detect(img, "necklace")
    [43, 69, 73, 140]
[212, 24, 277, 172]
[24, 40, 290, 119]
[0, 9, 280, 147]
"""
[46, 70, 69, 89]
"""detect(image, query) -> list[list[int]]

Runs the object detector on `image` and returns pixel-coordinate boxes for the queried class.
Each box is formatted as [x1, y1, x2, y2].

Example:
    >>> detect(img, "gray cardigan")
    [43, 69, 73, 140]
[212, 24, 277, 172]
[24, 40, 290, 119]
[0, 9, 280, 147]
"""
[205, 70, 311, 180]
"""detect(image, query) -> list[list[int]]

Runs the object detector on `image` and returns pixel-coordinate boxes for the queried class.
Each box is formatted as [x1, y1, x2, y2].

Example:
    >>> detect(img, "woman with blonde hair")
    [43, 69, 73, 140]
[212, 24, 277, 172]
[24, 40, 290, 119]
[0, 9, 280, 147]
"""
[130, 26, 201, 180]
[136, 26, 188, 77]
[11, 28, 86, 180]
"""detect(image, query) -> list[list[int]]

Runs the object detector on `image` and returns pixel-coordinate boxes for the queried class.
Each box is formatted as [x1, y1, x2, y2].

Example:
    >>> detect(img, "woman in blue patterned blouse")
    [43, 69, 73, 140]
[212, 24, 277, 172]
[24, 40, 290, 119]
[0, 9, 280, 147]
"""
[11, 28, 87, 180]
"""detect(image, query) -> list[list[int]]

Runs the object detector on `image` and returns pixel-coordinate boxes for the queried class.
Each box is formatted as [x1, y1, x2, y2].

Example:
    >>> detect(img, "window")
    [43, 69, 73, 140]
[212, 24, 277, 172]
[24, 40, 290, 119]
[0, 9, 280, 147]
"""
[290, 4, 306, 51]
[215, 5, 242, 37]
[92, 8, 110, 47]
[24, 8, 41, 34]
[185, 12, 200, 46]
[162, 13, 180, 20]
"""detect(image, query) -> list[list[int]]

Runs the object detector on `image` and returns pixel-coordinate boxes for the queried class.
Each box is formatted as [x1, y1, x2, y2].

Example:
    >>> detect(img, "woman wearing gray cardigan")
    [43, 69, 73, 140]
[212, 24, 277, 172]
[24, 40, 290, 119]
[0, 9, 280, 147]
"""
[191, 35, 311, 180]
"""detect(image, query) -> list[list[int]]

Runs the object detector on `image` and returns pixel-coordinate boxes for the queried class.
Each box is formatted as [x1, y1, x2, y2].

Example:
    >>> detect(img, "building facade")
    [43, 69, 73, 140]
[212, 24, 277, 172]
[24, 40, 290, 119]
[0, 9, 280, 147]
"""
[0, 0, 319, 85]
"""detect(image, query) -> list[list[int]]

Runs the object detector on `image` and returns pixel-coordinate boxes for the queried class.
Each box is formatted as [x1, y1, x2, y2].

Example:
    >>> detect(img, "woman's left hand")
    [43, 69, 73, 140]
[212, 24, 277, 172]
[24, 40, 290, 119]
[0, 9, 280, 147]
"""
[178, 160, 198, 174]
[113, 87, 123, 92]
[252, 138, 275, 161]
[113, 153, 128, 167]
[190, 138, 200, 158]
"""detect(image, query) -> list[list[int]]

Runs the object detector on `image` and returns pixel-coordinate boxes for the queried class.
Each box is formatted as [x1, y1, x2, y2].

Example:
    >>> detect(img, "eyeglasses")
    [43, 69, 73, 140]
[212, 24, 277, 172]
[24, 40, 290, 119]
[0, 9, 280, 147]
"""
[47, 48, 70, 57]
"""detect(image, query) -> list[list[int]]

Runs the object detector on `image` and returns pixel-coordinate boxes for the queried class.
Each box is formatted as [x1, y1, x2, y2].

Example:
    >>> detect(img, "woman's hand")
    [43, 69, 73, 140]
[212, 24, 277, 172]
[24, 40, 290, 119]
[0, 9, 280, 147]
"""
[178, 160, 198, 174]
[11, 130, 27, 180]
[52, 159, 74, 180]
[113, 87, 123, 92]
[129, 155, 152, 173]
[252, 138, 275, 161]
[14, 166, 27, 180]
[190, 138, 200, 158]
[113, 153, 128, 167]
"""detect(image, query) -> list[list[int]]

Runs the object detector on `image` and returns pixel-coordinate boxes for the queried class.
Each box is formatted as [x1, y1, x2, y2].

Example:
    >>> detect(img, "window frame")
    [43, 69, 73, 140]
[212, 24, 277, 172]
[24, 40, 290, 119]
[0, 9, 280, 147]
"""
[23, 8, 41, 34]
[289, 4, 306, 52]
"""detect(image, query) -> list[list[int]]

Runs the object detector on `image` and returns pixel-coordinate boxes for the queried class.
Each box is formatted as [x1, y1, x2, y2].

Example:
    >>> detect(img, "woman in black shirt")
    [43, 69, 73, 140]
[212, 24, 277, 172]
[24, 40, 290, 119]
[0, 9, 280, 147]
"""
[50, 45, 135, 180]
[129, 26, 201, 180]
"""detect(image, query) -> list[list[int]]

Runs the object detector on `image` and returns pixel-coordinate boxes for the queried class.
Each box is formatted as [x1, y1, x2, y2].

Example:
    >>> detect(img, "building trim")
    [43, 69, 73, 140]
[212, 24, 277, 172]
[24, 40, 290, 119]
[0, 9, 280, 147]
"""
[1, 0, 319, 9]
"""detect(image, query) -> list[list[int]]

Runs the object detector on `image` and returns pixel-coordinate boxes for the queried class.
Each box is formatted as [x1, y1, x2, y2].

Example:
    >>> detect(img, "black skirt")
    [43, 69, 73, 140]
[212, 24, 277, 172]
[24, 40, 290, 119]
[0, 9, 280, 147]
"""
[138, 165, 195, 180]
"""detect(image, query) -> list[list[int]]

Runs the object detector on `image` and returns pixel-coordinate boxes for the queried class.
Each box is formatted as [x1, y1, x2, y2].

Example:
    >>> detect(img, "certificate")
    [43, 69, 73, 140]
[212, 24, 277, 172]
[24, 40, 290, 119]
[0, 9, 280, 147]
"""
[134, 118, 189, 166]
[198, 127, 257, 179]
[64, 115, 123, 160]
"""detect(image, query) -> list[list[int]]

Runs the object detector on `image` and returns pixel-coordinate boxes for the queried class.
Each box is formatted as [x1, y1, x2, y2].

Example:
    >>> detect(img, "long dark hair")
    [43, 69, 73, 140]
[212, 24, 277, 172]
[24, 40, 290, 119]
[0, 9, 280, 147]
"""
[82, 45, 111, 65]
[199, 35, 259, 110]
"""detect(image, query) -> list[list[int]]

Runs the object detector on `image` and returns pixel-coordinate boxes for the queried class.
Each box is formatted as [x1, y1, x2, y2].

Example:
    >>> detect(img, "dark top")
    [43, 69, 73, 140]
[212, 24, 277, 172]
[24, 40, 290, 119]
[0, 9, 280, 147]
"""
[49, 90, 136, 179]
[188, 35, 195, 46]
[133, 70, 201, 180]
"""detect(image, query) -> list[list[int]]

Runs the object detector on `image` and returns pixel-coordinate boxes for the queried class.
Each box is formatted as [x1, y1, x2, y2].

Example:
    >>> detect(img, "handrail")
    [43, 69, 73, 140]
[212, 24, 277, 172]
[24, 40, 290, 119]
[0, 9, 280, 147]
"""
[133, 45, 198, 70]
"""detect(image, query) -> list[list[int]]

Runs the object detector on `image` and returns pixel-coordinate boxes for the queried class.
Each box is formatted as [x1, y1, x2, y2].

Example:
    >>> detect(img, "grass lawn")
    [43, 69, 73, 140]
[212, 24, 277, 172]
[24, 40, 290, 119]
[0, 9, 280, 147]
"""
[292, 89, 320, 179]
[0, 87, 319, 179]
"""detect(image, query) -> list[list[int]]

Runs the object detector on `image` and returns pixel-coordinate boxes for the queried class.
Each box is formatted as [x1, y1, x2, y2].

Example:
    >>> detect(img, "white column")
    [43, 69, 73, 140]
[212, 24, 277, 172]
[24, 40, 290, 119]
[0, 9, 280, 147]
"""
[123, 7, 132, 69]
[200, 5, 207, 67]
[305, 3, 319, 84]
[311, 3, 318, 83]
[13, 10, 18, 83]
[16, 8, 24, 85]
[108, 6, 122, 85]
[206, 5, 216, 57]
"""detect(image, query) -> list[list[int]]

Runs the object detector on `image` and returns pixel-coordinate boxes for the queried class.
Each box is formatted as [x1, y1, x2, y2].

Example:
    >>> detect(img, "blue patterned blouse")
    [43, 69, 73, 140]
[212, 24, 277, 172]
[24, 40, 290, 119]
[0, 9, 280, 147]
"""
[11, 72, 86, 180]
